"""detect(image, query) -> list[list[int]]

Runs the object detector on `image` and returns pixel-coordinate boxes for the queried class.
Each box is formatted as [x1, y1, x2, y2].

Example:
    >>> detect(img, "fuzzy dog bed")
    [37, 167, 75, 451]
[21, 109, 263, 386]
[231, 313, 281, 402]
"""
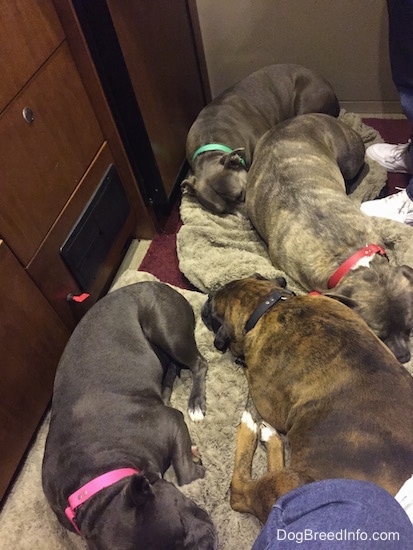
[177, 111, 413, 297]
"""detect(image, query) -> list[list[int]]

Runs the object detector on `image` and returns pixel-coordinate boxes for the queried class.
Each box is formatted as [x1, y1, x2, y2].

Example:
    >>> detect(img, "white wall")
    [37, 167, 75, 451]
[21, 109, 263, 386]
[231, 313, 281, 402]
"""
[195, 0, 401, 113]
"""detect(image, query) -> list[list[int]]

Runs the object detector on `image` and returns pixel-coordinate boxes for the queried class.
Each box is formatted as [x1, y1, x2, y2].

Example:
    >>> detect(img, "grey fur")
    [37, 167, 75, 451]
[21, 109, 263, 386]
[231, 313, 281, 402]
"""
[42, 281, 216, 550]
[183, 63, 339, 214]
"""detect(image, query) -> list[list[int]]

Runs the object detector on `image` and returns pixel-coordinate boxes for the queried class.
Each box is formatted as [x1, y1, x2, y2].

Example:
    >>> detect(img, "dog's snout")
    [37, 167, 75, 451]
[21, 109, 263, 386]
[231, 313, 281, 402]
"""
[201, 296, 223, 335]
[384, 336, 411, 364]
[396, 349, 411, 364]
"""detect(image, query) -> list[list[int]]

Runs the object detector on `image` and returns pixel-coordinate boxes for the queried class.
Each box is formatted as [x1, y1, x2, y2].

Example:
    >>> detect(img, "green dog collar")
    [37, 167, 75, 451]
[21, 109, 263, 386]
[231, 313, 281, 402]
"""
[192, 143, 246, 167]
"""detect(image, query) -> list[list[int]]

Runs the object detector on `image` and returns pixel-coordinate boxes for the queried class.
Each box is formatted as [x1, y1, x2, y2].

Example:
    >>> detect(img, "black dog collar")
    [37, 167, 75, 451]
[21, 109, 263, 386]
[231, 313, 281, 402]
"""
[244, 290, 295, 333]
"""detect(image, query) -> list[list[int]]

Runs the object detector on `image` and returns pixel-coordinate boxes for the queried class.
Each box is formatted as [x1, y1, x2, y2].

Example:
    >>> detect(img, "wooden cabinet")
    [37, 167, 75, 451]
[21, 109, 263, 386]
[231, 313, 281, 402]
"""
[0, 240, 70, 499]
[0, 0, 64, 112]
[106, 0, 207, 198]
[65, 0, 207, 214]
[0, 0, 156, 500]
[27, 143, 136, 328]
[0, 43, 104, 265]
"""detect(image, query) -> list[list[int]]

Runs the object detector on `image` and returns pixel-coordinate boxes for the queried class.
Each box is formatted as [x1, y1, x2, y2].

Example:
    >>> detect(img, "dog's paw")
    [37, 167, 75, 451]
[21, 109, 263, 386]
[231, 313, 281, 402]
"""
[260, 421, 279, 442]
[191, 445, 202, 465]
[188, 406, 205, 422]
[188, 393, 206, 422]
[194, 463, 206, 480]
[241, 410, 258, 433]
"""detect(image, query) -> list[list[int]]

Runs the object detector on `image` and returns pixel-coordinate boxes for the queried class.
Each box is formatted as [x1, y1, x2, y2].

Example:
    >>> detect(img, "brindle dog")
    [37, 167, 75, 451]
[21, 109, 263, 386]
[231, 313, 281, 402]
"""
[201, 275, 413, 524]
[246, 112, 413, 363]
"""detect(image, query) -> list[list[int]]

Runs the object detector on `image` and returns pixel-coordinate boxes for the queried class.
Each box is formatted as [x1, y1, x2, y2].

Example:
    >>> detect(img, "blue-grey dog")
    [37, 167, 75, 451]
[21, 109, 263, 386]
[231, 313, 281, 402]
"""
[184, 63, 339, 214]
[42, 281, 216, 549]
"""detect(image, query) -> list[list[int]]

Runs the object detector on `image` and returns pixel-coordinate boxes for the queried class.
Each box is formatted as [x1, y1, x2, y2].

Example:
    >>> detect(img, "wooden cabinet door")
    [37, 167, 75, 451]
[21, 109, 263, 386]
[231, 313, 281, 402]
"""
[0, 43, 104, 266]
[0, 240, 70, 500]
[27, 143, 136, 329]
[106, 0, 206, 197]
[0, 0, 64, 111]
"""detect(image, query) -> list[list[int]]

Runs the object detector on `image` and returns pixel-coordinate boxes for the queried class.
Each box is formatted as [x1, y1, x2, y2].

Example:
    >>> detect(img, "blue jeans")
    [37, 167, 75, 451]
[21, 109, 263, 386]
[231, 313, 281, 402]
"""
[252, 479, 413, 549]
[387, 0, 413, 197]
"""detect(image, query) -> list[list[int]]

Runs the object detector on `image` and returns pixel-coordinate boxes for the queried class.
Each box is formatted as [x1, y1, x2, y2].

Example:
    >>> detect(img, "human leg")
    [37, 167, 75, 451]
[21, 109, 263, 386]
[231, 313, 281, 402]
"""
[252, 479, 413, 549]
[362, 0, 413, 222]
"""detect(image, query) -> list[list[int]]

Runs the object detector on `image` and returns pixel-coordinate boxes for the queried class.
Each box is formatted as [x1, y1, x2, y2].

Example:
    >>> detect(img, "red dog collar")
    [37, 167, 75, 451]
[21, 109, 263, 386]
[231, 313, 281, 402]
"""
[328, 244, 387, 289]
[65, 468, 139, 535]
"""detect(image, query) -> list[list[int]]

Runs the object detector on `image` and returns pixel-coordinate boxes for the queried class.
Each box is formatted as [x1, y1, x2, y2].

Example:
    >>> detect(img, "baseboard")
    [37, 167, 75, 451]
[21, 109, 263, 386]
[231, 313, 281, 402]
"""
[341, 100, 404, 115]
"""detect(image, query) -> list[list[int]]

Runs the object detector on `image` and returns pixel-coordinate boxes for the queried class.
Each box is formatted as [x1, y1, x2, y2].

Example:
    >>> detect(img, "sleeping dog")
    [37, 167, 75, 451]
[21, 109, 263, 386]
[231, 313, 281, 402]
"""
[246, 112, 413, 363]
[184, 63, 339, 214]
[42, 281, 217, 550]
[201, 275, 413, 524]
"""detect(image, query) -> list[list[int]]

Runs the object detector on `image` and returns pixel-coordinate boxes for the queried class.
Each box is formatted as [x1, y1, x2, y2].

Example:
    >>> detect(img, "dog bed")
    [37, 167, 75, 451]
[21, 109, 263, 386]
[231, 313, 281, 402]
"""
[177, 110, 413, 297]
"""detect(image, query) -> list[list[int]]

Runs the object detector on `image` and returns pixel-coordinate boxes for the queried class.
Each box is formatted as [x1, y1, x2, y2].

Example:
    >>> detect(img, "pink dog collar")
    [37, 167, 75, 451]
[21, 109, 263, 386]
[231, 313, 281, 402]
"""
[328, 244, 387, 289]
[65, 468, 139, 535]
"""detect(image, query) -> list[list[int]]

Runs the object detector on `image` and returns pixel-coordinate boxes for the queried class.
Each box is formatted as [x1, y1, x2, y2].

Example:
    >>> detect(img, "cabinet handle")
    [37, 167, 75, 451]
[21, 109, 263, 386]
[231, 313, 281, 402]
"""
[22, 107, 34, 124]
[66, 292, 90, 303]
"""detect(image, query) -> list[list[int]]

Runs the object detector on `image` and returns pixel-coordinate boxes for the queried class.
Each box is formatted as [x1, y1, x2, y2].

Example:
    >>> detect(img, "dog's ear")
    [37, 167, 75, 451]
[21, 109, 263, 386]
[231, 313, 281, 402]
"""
[273, 276, 287, 288]
[181, 175, 197, 195]
[324, 292, 358, 309]
[251, 272, 268, 280]
[252, 273, 287, 288]
[214, 322, 233, 352]
[220, 148, 246, 170]
[180, 500, 217, 549]
[124, 474, 154, 507]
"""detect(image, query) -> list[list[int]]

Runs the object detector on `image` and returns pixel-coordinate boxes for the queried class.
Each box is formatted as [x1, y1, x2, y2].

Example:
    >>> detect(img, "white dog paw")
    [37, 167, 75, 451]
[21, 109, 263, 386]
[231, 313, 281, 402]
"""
[189, 407, 205, 422]
[241, 410, 257, 433]
[260, 421, 278, 442]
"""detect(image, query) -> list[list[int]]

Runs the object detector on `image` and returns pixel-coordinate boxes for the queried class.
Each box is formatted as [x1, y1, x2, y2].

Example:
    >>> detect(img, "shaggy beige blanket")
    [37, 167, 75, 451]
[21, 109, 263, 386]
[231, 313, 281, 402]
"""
[2, 112, 413, 549]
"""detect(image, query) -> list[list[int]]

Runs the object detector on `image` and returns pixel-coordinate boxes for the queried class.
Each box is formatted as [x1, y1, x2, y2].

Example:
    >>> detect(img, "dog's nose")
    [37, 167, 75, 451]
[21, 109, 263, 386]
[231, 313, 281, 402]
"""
[390, 342, 411, 364]
[397, 350, 411, 364]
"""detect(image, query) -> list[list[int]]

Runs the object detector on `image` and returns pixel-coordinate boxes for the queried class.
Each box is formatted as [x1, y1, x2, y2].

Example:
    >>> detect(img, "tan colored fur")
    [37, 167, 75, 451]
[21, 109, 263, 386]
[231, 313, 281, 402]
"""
[203, 276, 413, 522]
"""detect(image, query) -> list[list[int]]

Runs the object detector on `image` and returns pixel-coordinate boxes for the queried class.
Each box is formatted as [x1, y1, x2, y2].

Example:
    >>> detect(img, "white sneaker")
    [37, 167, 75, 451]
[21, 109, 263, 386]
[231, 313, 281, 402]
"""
[360, 189, 413, 225]
[366, 142, 412, 173]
